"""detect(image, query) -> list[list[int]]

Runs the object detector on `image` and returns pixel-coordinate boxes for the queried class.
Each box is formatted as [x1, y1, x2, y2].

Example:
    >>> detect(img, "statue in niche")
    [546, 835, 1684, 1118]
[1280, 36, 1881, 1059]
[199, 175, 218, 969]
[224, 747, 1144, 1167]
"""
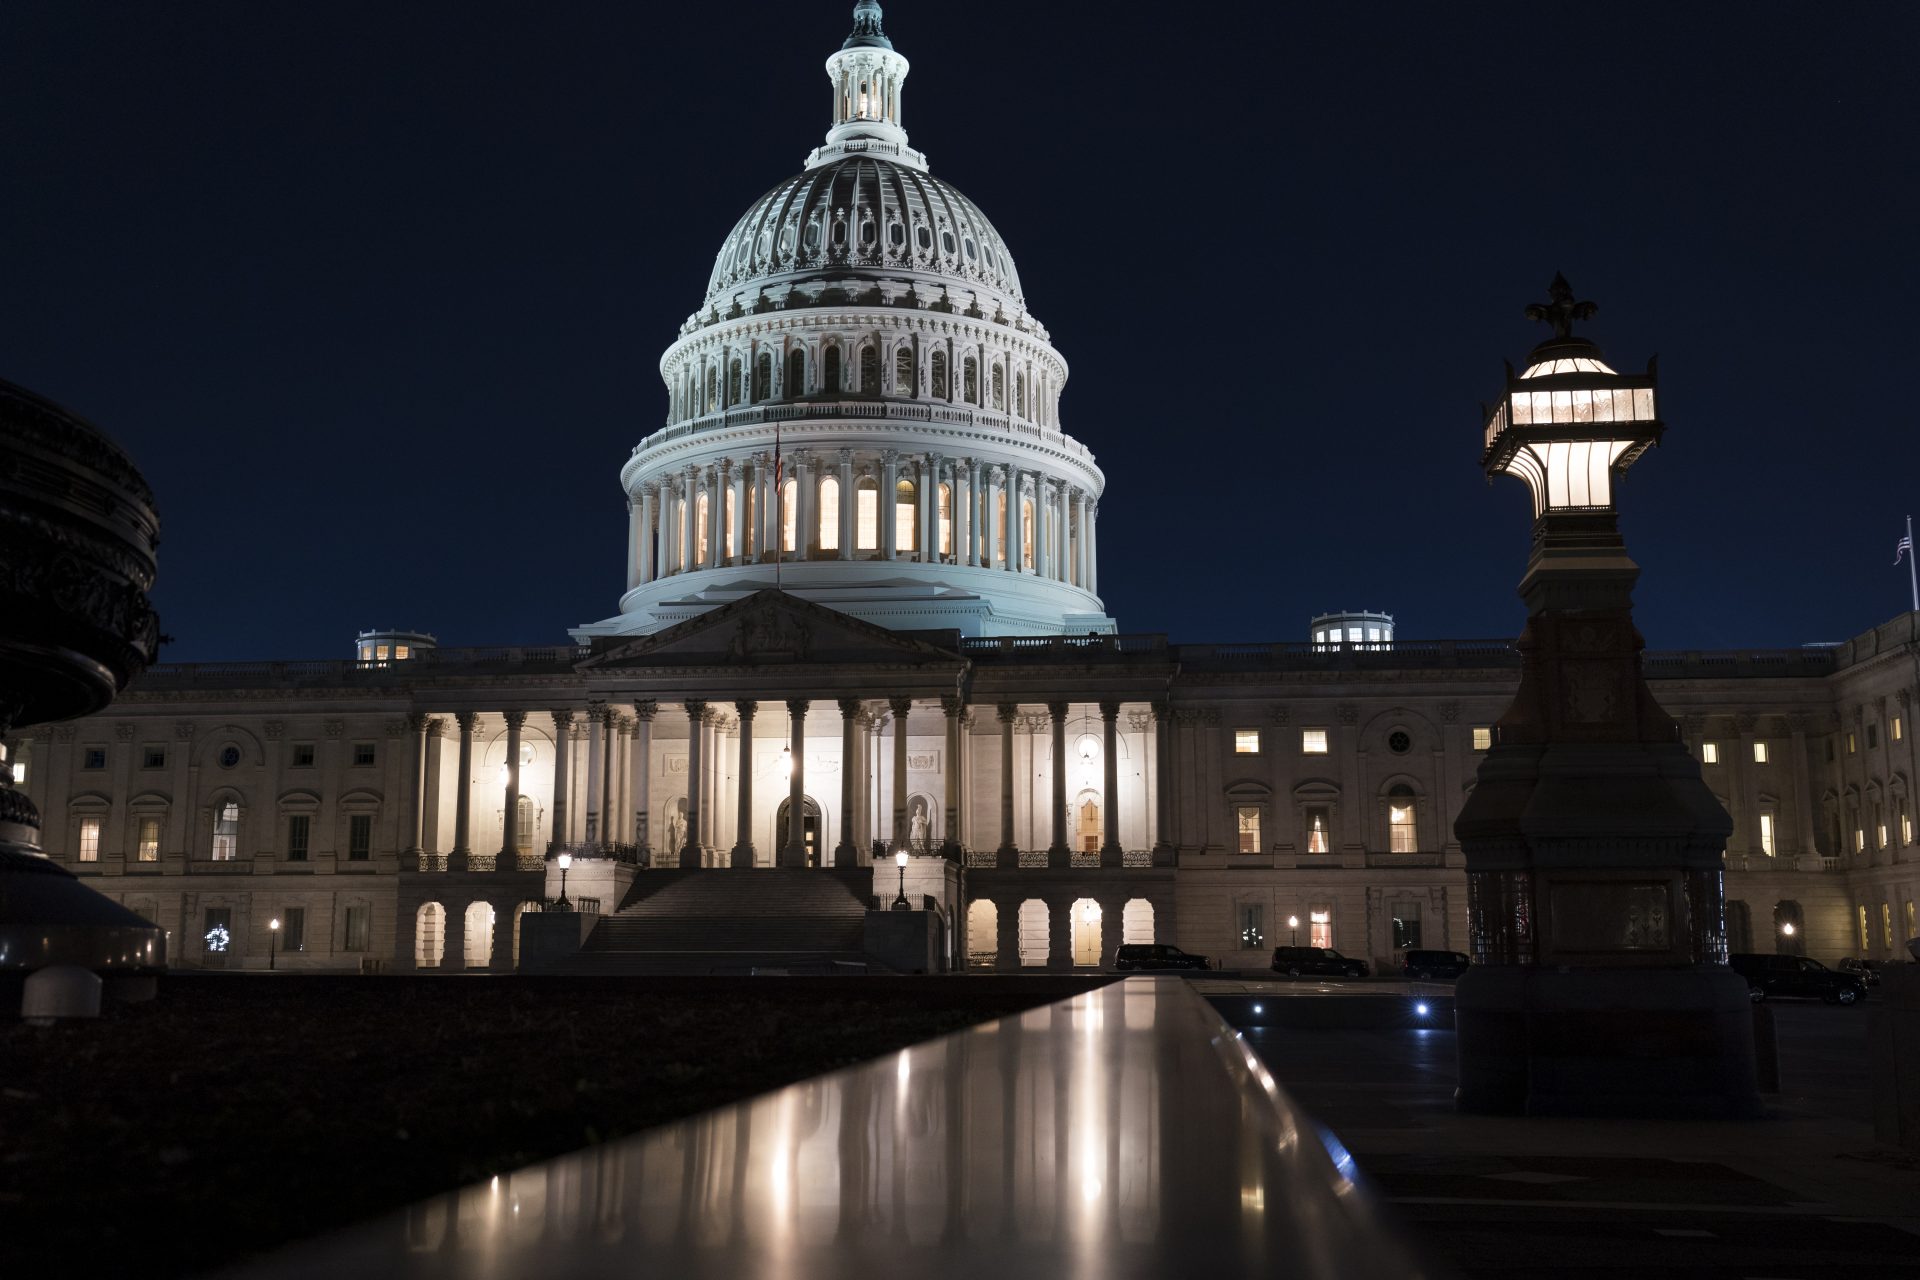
[909, 796, 929, 851]
[666, 798, 688, 851]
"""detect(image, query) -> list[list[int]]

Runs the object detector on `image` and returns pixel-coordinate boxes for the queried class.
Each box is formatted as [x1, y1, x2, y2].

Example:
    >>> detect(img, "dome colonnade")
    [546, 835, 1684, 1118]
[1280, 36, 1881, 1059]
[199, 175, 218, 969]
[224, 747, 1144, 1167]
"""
[582, 1, 1112, 639]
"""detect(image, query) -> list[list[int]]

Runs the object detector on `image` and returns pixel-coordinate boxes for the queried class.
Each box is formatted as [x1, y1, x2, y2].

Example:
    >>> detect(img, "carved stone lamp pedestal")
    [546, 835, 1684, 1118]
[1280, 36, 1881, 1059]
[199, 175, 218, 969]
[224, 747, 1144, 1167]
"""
[1453, 280, 1759, 1117]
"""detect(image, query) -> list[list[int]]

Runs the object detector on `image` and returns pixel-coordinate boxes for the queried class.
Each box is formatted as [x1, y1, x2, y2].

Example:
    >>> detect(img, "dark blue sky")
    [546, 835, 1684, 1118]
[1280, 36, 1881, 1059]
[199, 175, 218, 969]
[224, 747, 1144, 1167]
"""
[4, 2, 1915, 661]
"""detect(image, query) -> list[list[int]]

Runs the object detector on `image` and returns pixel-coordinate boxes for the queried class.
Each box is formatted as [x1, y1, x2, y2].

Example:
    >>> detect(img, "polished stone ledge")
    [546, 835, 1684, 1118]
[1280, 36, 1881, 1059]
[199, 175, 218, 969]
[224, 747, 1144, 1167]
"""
[225, 977, 1428, 1279]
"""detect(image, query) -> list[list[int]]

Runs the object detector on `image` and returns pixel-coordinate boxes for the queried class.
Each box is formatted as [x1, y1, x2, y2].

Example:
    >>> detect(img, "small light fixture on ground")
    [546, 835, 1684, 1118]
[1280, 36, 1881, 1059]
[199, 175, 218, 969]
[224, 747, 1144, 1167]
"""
[891, 848, 910, 911]
[268, 916, 280, 971]
[556, 851, 573, 911]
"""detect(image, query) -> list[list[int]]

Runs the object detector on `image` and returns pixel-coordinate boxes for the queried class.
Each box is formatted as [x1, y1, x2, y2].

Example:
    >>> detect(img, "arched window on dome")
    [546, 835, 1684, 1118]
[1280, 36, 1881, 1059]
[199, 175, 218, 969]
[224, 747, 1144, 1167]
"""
[723, 486, 736, 560]
[704, 365, 718, 414]
[859, 344, 879, 395]
[996, 490, 1008, 566]
[856, 477, 879, 551]
[938, 483, 953, 557]
[781, 480, 798, 554]
[963, 356, 978, 405]
[930, 350, 949, 399]
[1021, 498, 1035, 571]
[893, 347, 914, 397]
[818, 476, 840, 552]
[895, 479, 918, 554]
[753, 354, 772, 403]
[1015, 371, 1026, 419]
[726, 358, 742, 408]
[991, 363, 1006, 412]
[786, 349, 806, 396]
[823, 344, 842, 393]
[694, 491, 710, 567]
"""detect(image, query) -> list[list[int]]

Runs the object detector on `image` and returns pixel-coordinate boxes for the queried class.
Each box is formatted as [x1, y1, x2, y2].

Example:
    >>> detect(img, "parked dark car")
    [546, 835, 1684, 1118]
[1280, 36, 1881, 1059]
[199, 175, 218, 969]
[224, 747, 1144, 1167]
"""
[1271, 946, 1370, 978]
[1402, 949, 1470, 980]
[1728, 953, 1865, 1005]
[1114, 943, 1210, 972]
[1836, 958, 1882, 988]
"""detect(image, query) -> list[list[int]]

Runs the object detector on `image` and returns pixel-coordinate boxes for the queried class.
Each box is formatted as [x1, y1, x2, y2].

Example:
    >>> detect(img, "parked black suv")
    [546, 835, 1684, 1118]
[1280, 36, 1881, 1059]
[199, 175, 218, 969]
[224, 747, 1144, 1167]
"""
[1402, 950, 1470, 980]
[1271, 946, 1370, 978]
[1728, 953, 1865, 1005]
[1836, 957, 1882, 988]
[1114, 943, 1210, 972]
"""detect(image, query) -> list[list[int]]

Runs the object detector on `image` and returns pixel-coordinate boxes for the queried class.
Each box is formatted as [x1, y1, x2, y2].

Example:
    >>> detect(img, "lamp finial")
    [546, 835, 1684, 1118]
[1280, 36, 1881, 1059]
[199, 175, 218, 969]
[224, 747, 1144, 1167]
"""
[1524, 273, 1598, 340]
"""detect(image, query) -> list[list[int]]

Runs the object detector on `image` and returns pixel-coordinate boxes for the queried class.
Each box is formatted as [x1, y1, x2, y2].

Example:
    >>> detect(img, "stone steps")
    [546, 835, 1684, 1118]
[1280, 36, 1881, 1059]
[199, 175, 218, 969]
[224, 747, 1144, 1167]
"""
[580, 868, 872, 962]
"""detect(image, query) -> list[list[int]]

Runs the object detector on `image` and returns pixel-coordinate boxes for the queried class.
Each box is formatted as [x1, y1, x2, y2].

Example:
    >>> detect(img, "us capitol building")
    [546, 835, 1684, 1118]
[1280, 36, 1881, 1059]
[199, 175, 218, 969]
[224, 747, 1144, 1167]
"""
[17, 3, 1918, 975]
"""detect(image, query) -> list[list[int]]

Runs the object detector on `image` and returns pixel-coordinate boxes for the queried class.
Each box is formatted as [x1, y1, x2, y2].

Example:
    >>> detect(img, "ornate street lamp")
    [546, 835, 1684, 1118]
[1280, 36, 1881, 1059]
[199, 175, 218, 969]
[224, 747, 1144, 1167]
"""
[555, 851, 573, 911]
[892, 848, 910, 911]
[1288, 914, 1300, 946]
[1454, 276, 1757, 1118]
[268, 917, 280, 971]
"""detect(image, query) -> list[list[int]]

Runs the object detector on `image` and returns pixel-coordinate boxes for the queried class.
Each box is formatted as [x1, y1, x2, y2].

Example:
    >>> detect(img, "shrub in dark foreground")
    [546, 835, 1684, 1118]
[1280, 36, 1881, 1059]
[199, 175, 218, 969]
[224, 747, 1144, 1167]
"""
[0, 974, 1101, 1277]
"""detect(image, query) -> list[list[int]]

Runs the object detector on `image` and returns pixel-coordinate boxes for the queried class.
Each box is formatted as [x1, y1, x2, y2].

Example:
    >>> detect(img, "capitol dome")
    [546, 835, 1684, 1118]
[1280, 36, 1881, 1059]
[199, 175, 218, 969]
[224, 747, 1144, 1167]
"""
[578, 1, 1113, 640]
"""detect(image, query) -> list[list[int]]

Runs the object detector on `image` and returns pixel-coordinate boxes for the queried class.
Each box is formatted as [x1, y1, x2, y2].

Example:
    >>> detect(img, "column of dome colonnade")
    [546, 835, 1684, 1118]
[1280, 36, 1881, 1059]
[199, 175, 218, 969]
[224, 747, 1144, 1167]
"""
[577, 1, 1114, 641]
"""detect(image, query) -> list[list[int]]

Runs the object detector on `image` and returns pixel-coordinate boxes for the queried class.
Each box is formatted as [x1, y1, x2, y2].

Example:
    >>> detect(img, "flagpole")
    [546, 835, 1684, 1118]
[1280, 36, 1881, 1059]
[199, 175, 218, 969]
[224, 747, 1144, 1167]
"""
[774, 418, 783, 593]
[1909, 515, 1918, 613]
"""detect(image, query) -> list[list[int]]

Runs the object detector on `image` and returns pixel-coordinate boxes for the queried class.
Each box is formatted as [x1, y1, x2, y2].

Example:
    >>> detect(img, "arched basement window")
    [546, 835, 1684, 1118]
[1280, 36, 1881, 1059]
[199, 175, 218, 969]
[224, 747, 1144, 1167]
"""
[856, 478, 879, 550]
[819, 476, 840, 551]
[895, 479, 918, 553]
[464, 902, 495, 968]
[415, 903, 445, 968]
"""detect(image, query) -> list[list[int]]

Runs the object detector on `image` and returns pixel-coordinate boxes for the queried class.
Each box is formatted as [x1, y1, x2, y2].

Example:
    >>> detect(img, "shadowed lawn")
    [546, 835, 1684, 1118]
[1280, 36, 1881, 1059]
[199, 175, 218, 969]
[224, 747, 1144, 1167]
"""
[1, 973, 1104, 1277]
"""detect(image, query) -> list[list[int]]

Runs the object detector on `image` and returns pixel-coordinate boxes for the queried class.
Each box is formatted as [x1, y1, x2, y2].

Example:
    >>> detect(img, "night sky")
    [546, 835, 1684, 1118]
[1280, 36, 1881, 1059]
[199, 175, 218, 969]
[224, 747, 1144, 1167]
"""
[4, 2, 1915, 662]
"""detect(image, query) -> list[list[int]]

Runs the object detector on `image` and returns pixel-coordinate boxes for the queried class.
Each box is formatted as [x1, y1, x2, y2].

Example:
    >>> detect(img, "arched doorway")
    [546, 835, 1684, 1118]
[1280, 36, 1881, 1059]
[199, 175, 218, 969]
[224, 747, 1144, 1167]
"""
[1071, 898, 1103, 967]
[1122, 898, 1155, 946]
[775, 796, 823, 867]
[415, 903, 445, 969]
[464, 902, 496, 968]
[966, 899, 999, 970]
[511, 901, 540, 969]
[1017, 900, 1049, 967]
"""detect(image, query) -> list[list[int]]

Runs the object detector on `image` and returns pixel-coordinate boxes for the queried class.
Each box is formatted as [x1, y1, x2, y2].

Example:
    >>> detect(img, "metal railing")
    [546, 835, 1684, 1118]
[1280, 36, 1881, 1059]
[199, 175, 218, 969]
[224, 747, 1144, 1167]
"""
[636, 399, 1093, 464]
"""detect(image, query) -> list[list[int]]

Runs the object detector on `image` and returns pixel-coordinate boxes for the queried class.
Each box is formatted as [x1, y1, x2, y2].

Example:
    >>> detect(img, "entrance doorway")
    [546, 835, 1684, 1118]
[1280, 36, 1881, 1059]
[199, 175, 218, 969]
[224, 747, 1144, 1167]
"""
[775, 796, 823, 867]
[1071, 898, 1103, 967]
[1078, 795, 1100, 853]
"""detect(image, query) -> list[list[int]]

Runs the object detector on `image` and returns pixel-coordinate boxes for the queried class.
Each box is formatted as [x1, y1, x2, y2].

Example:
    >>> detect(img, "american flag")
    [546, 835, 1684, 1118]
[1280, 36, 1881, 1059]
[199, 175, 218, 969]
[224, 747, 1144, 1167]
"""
[1899, 531, 1914, 566]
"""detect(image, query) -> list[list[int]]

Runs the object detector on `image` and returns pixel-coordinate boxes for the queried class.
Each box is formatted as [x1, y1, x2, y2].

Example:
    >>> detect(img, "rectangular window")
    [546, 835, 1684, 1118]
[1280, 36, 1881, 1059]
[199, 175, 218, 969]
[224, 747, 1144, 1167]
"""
[1301, 728, 1328, 755]
[142, 745, 166, 769]
[83, 747, 107, 770]
[1304, 806, 1331, 854]
[348, 814, 372, 861]
[1233, 729, 1260, 754]
[1859, 905, 1870, 951]
[1848, 732, 1857, 754]
[1893, 716, 1904, 742]
[292, 743, 315, 767]
[1701, 742, 1719, 764]
[938, 484, 952, 557]
[1471, 726, 1493, 751]
[1759, 812, 1776, 857]
[203, 907, 233, 953]
[1391, 903, 1422, 951]
[1388, 801, 1417, 853]
[1752, 741, 1769, 764]
[287, 814, 310, 862]
[78, 816, 101, 862]
[394, 645, 410, 660]
[1309, 909, 1332, 949]
[1236, 806, 1262, 854]
[343, 905, 370, 952]
[818, 480, 838, 551]
[211, 801, 240, 861]
[855, 485, 878, 550]
[137, 817, 160, 862]
[1877, 821, 1888, 850]
[1883, 903, 1895, 950]
[1905, 900, 1916, 944]
[281, 906, 305, 953]
[351, 742, 376, 767]
[1904, 806, 1914, 846]
[1855, 827, 1866, 853]
[1867, 724, 1879, 749]
[1239, 903, 1264, 949]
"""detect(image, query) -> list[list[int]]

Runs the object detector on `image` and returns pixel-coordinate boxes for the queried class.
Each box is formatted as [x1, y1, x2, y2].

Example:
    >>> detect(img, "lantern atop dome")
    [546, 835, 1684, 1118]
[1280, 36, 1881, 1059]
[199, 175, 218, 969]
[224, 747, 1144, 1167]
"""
[811, 2, 926, 171]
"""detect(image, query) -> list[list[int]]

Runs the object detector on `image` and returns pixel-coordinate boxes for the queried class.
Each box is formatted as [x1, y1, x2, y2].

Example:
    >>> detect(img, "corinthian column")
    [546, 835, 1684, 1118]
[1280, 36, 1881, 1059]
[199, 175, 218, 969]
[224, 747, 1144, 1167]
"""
[681, 700, 705, 868]
[1100, 700, 1121, 866]
[584, 702, 607, 844]
[997, 703, 1018, 864]
[1048, 701, 1069, 866]
[785, 699, 810, 867]
[452, 712, 476, 869]
[837, 698, 860, 865]
[633, 701, 656, 861]
[733, 701, 757, 868]
[500, 711, 526, 868]
[942, 696, 964, 858]
[550, 709, 574, 851]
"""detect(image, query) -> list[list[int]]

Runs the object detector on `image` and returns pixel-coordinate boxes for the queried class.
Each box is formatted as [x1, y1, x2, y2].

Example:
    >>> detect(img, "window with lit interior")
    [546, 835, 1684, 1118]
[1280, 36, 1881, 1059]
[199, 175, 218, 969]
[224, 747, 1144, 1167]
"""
[1301, 728, 1328, 755]
[1234, 729, 1260, 754]
[1387, 786, 1417, 853]
[211, 801, 240, 861]
[818, 476, 840, 551]
[895, 479, 917, 553]
[1236, 806, 1261, 854]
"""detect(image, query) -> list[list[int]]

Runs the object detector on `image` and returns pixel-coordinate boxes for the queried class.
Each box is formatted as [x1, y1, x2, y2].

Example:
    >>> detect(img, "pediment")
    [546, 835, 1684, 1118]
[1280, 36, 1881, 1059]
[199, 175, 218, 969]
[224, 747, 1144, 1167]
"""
[579, 590, 963, 671]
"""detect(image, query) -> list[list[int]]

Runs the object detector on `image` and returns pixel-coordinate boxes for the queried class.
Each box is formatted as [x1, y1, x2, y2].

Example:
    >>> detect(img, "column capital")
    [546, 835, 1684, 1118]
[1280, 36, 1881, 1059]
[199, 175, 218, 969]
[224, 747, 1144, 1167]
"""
[634, 699, 659, 721]
[1047, 701, 1069, 721]
[839, 696, 864, 718]
[684, 698, 708, 718]
[1099, 700, 1120, 721]
[586, 701, 610, 724]
[735, 699, 759, 718]
[997, 702, 1021, 724]
[423, 717, 446, 738]
[501, 710, 528, 731]
[550, 709, 576, 731]
[889, 695, 913, 718]
[455, 711, 479, 733]
[405, 711, 429, 733]
[786, 697, 812, 717]
[941, 695, 966, 717]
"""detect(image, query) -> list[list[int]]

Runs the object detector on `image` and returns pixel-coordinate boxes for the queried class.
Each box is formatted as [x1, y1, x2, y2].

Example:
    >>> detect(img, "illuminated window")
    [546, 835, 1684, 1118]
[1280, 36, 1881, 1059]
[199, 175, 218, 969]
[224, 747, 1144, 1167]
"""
[938, 483, 952, 556]
[137, 817, 160, 862]
[855, 479, 878, 550]
[1858, 905, 1870, 951]
[203, 908, 232, 954]
[753, 353, 771, 401]
[1903, 803, 1913, 846]
[1701, 742, 1719, 764]
[1894, 716, 1905, 742]
[1020, 499, 1034, 569]
[516, 796, 535, 855]
[782, 479, 798, 552]
[995, 491, 1007, 564]
[1239, 902, 1264, 948]
[724, 486, 736, 558]
[1759, 811, 1776, 857]
[286, 814, 309, 862]
[930, 350, 948, 398]
[818, 476, 839, 551]
[1304, 807, 1330, 854]
[1848, 732, 1857, 754]
[1752, 741, 1769, 764]
[1234, 729, 1260, 754]
[694, 492, 710, 565]
[1391, 903, 1422, 950]
[1855, 827, 1866, 853]
[1906, 901, 1917, 944]
[1884, 902, 1895, 950]
[1309, 909, 1332, 949]
[894, 346, 913, 395]
[78, 816, 101, 862]
[394, 645, 409, 660]
[211, 802, 240, 861]
[348, 814, 372, 861]
[895, 479, 918, 552]
[1301, 728, 1329, 755]
[1236, 806, 1262, 854]
[1471, 727, 1493, 751]
[1387, 786, 1417, 853]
